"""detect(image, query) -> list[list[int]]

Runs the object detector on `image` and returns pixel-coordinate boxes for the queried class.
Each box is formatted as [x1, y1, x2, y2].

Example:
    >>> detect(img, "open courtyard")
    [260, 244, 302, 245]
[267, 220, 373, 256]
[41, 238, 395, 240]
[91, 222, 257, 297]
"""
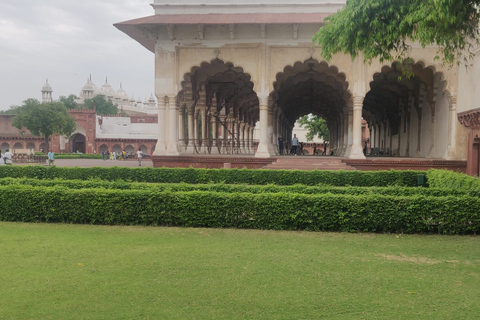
[1, 222, 478, 320]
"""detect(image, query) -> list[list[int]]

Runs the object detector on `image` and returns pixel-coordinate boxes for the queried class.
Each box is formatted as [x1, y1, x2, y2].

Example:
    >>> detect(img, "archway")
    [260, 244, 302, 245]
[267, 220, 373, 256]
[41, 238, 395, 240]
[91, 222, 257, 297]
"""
[177, 59, 259, 155]
[364, 62, 449, 158]
[26, 143, 36, 151]
[69, 133, 86, 153]
[13, 143, 23, 150]
[271, 59, 351, 156]
[1, 143, 10, 152]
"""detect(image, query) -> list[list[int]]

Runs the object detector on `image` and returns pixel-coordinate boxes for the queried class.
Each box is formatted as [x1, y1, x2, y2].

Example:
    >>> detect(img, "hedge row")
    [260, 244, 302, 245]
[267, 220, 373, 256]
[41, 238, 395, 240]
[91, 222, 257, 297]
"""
[427, 169, 480, 191]
[0, 185, 478, 234]
[0, 166, 424, 187]
[0, 177, 476, 197]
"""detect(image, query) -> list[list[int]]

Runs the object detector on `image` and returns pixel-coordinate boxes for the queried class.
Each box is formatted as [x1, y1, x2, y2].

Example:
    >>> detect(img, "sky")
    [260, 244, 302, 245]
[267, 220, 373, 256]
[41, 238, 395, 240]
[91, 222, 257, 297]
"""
[0, 0, 155, 111]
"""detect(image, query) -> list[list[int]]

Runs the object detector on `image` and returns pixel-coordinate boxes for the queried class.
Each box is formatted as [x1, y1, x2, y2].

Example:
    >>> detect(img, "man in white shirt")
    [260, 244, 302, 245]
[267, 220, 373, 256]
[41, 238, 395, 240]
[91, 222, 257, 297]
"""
[292, 134, 299, 156]
[136, 148, 143, 166]
[4, 149, 13, 165]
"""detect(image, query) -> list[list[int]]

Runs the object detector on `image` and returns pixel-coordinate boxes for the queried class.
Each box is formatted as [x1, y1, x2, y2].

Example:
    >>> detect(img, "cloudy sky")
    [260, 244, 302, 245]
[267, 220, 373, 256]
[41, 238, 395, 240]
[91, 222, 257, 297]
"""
[0, 0, 155, 111]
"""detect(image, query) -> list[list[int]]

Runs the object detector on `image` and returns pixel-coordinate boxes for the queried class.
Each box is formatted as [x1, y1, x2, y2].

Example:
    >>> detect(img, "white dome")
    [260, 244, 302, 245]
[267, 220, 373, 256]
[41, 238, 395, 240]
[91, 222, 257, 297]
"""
[42, 79, 52, 92]
[100, 78, 117, 98]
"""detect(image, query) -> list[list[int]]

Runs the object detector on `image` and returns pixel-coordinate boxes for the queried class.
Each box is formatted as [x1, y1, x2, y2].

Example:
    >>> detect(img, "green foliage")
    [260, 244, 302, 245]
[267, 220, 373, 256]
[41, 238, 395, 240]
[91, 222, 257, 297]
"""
[0, 166, 422, 187]
[59, 94, 79, 109]
[298, 115, 330, 142]
[84, 95, 118, 115]
[11, 99, 76, 151]
[54, 153, 102, 159]
[427, 169, 480, 191]
[313, 0, 480, 67]
[0, 185, 478, 234]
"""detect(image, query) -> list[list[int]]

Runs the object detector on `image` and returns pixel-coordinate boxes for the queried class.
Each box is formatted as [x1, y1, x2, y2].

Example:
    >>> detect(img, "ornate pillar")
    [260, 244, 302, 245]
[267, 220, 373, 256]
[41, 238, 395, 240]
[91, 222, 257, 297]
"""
[444, 95, 457, 160]
[427, 103, 436, 158]
[178, 105, 186, 151]
[347, 96, 366, 159]
[186, 105, 195, 153]
[255, 96, 275, 157]
[165, 95, 179, 155]
[153, 95, 167, 155]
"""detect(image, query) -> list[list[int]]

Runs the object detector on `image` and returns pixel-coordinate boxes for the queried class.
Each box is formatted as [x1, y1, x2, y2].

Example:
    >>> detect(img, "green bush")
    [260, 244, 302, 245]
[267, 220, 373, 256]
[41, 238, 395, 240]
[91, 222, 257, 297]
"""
[0, 166, 424, 187]
[0, 177, 477, 197]
[54, 153, 102, 159]
[0, 185, 478, 234]
[427, 169, 480, 191]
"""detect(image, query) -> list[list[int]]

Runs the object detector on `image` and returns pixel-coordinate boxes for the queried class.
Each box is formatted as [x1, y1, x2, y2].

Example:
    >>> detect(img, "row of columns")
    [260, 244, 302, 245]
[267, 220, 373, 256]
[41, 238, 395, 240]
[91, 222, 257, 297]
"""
[154, 92, 458, 161]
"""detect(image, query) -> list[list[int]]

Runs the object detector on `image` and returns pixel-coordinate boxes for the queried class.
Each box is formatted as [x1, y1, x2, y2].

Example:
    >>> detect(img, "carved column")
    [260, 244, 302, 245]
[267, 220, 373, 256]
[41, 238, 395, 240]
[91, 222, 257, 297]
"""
[347, 96, 366, 159]
[153, 95, 167, 155]
[427, 103, 436, 158]
[445, 95, 457, 159]
[255, 96, 274, 157]
[165, 95, 179, 155]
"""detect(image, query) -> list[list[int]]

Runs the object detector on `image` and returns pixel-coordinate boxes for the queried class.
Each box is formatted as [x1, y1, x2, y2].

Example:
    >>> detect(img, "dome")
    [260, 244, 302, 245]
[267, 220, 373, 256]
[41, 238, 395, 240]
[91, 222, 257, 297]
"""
[42, 79, 52, 92]
[81, 78, 95, 92]
[100, 77, 117, 98]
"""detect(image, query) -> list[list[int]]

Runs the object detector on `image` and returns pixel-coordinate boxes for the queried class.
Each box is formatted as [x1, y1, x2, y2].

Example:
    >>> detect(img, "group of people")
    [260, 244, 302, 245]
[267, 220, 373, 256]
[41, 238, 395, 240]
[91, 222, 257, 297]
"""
[0, 149, 13, 165]
[277, 134, 327, 156]
[102, 150, 130, 161]
[101, 149, 144, 166]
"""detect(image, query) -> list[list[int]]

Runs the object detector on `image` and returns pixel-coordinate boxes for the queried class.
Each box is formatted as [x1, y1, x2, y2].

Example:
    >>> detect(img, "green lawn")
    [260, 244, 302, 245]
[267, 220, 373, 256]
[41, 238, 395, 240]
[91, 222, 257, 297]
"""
[0, 222, 478, 320]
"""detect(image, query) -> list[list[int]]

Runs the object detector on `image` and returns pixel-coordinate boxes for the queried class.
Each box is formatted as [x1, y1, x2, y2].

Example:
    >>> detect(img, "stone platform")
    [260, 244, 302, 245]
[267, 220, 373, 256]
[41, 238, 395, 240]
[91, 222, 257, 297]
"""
[153, 155, 467, 172]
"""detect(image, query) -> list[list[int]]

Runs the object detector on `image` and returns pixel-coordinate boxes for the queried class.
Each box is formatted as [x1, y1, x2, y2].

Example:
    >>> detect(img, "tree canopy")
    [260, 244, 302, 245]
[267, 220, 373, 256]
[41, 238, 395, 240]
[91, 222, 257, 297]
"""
[84, 95, 119, 115]
[313, 0, 480, 66]
[298, 115, 330, 142]
[12, 99, 76, 152]
[59, 94, 79, 109]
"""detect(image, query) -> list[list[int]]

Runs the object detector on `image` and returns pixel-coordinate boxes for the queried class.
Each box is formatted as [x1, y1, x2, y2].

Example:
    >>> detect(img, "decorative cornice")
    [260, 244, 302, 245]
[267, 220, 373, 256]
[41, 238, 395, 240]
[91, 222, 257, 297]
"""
[458, 108, 480, 128]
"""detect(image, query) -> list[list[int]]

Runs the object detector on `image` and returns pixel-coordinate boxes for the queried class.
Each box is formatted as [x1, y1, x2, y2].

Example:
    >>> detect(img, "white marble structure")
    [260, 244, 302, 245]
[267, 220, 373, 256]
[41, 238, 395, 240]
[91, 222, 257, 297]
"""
[114, 0, 468, 160]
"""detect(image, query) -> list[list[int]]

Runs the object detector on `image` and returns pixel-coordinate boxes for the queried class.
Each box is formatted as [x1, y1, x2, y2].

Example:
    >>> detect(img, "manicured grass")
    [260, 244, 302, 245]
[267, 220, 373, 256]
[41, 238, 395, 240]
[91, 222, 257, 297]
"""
[0, 222, 478, 319]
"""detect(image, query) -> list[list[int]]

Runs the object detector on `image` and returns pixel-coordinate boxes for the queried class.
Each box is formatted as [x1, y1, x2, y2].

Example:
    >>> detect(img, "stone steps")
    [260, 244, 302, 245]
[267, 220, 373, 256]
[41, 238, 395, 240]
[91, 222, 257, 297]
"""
[262, 156, 356, 170]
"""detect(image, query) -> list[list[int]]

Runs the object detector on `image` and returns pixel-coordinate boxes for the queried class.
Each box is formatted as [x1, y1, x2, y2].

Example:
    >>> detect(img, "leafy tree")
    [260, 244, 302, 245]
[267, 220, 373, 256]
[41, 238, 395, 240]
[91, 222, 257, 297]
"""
[12, 99, 76, 152]
[59, 94, 79, 109]
[84, 95, 118, 115]
[298, 115, 330, 142]
[0, 106, 20, 114]
[313, 0, 480, 67]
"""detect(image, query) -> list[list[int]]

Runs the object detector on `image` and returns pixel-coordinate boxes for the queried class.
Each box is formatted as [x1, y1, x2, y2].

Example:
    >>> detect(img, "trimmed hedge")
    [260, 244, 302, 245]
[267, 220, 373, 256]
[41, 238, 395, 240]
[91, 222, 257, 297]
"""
[0, 166, 424, 187]
[0, 185, 478, 234]
[427, 169, 480, 191]
[0, 177, 477, 197]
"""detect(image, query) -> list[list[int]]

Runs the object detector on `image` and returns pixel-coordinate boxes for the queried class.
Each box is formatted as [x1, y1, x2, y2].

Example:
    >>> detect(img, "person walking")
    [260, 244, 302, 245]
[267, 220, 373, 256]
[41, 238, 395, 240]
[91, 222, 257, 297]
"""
[292, 134, 299, 156]
[3, 149, 13, 165]
[47, 150, 55, 166]
[136, 148, 143, 166]
[278, 136, 284, 155]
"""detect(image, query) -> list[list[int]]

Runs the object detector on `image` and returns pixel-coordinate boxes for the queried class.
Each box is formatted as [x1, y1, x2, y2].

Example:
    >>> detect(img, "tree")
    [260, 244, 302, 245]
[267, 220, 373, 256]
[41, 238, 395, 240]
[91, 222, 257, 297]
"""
[313, 0, 480, 67]
[298, 115, 330, 142]
[84, 95, 118, 115]
[59, 94, 79, 109]
[12, 99, 76, 152]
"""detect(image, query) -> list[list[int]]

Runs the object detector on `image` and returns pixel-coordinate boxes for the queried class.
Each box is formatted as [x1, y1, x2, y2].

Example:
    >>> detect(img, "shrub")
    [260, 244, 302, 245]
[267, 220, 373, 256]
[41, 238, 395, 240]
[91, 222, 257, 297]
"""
[427, 169, 480, 191]
[0, 166, 424, 187]
[0, 185, 478, 234]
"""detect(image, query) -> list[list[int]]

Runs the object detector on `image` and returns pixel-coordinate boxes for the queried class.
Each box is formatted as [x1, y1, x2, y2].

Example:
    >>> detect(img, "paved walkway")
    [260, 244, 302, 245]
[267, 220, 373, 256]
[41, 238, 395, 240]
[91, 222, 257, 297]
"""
[14, 159, 154, 168]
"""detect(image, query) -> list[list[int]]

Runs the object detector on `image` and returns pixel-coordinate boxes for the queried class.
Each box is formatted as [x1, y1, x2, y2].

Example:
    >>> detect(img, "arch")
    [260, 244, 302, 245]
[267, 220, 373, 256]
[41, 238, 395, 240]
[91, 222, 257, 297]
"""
[177, 58, 260, 155]
[364, 61, 451, 158]
[1, 143, 10, 152]
[26, 143, 36, 151]
[69, 133, 86, 153]
[99, 144, 109, 154]
[138, 144, 148, 155]
[112, 144, 122, 154]
[13, 143, 23, 150]
[125, 144, 135, 156]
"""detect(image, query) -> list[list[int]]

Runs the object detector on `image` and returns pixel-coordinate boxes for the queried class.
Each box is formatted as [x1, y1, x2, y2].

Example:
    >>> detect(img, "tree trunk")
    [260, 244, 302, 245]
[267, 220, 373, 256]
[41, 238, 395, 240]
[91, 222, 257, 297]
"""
[44, 135, 50, 153]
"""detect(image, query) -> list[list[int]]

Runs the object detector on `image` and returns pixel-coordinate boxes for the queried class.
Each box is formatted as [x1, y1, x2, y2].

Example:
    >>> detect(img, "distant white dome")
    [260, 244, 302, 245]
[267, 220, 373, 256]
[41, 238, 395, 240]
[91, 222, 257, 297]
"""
[100, 78, 117, 98]
[42, 79, 52, 92]
[82, 78, 95, 92]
